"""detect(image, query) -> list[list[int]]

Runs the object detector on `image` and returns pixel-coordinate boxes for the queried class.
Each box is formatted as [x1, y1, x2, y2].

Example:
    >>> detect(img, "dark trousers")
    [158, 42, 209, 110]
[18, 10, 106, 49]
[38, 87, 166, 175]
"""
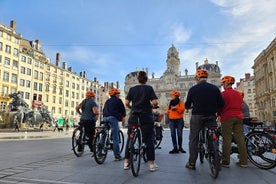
[169, 118, 184, 148]
[80, 120, 95, 150]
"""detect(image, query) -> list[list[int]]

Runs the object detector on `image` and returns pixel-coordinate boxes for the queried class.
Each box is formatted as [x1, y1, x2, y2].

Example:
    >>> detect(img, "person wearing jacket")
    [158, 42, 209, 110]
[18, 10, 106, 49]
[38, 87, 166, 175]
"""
[103, 88, 126, 161]
[218, 76, 248, 168]
[166, 90, 186, 154]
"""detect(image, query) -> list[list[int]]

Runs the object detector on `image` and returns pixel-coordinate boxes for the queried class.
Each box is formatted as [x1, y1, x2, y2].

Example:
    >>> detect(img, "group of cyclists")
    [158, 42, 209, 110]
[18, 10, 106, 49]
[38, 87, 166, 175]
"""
[75, 69, 254, 173]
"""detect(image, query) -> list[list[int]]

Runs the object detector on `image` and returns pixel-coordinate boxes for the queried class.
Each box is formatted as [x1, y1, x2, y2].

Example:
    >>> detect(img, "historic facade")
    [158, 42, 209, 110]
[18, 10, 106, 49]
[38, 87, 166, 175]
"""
[236, 73, 257, 118]
[0, 20, 103, 122]
[124, 44, 222, 126]
[252, 37, 276, 122]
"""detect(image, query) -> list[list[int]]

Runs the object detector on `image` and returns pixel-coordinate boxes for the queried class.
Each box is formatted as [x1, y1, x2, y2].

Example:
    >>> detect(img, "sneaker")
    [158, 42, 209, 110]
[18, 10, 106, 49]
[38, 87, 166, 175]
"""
[236, 162, 248, 168]
[149, 164, 158, 172]
[221, 161, 230, 168]
[185, 162, 196, 170]
[114, 156, 122, 161]
[124, 162, 129, 170]
[169, 148, 179, 154]
[178, 147, 186, 153]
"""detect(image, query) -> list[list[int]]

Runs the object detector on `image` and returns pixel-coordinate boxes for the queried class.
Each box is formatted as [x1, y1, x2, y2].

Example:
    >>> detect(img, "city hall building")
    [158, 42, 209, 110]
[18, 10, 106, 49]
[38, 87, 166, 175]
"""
[124, 44, 222, 126]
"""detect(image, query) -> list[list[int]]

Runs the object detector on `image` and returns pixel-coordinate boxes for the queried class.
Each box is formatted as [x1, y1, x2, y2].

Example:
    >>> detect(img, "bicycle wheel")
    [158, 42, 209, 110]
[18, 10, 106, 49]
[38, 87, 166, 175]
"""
[93, 131, 108, 164]
[129, 131, 142, 177]
[246, 131, 276, 169]
[198, 131, 205, 164]
[208, 138, 220, 179]
[119, 130, 125, 153]
[72, 128, 84, 157]
[142, 144, 148, 163]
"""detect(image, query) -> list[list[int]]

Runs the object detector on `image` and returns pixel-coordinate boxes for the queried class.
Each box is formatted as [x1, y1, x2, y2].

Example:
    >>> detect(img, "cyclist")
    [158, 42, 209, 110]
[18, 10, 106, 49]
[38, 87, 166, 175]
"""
[103, 88, 126, 161]
[185, 69, 224, 170]
[166, 90, 186, 154]
[75, 91, 99, 152]
[124, 71, 159, 172]
[218, 76, 248, 168]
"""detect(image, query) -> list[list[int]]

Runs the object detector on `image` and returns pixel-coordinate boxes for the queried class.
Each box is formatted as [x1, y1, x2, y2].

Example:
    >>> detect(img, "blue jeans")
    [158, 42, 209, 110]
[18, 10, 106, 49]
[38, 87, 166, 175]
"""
[103, 116, 120, 158]
[169, 118, 184, 148]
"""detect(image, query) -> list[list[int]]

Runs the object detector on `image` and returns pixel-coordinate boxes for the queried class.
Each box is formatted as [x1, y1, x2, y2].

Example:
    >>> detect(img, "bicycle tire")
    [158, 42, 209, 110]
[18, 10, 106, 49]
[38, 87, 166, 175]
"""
[199, 131, 205, 164]
[130, 131, 141, 177]
[119, 130, 125, 153]
[142, 145, 148, 163]
[246, 131, 276, 169]
[72, 127, 84, 157]
[93, 131, 108, 164]
[208, 138, 220, 179]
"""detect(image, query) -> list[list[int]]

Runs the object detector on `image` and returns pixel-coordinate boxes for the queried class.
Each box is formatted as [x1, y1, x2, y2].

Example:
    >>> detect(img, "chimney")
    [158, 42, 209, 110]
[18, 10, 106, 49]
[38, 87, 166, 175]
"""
[245, 73, 250, 80]
[10, 20, 16, 31]
[80, 72, 83, 77]
[196, 62, 199, 70]
[83, 71, 86, 78]
[56, 53, 60, 67]
[116, 81, 119, 89]
[68, 66, 72, 72]
[62, 62, 67, 69]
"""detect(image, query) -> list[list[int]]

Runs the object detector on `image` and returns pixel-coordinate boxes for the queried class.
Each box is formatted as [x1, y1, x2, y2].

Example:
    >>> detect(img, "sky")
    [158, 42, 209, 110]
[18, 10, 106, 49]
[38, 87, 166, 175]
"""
[1, 0, 276, 88]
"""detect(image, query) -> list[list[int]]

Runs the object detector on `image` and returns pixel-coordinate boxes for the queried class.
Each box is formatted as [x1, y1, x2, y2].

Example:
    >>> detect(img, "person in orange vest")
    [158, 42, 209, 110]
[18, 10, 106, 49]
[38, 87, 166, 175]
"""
[166, 90, 186, 154]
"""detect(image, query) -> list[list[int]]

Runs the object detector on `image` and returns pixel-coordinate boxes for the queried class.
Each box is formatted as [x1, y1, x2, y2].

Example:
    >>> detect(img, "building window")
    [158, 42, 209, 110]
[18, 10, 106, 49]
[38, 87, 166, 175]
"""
[12, 60, 18, 70]
[40, 63, 44, 69]
[26, 68, 31, 75]
[14, 38, 19, 44]
[39, 83, 43, 91]
[20, 79, 25, 86]
[27, 58, 32, 64]
[66, 81, 69, 87]
[25, 92, 30, 99]
[39, 72, 43, 80]
[5, 45, 11, 54]
[34, 70, 38, 79]
[0, 101, 7, 111]
[26, 80, 31, 87]
[6, 34, 11, 41]
[0, 42, 2, 51]
[13, 48, 19, 56]
[34, 82, 37, 90]
[59, 97, 62, 104]
[11, 74, 17, 83]
[46, 94, 49, 102]
[20, 66, 26, 74]
[65, 100, 68, 106]
[3, 71, 9, 82]
[53, 96, 56, 103]
[4, 57, 10, 67]
[21, 56, 26, 62]
[45, 84, 49, 92]
[2, 86, 8, 97]
[34, 61, 39, 67]
[66, 90, 69, 97]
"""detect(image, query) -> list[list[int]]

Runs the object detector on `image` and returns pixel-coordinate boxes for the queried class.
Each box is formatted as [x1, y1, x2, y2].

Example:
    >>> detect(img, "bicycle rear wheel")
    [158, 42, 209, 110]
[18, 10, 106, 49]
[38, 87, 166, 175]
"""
[246, 131, 276, 169]
[72, 128, 84, 157]
[198, 131, 205, 164]
[119, 130, 125, 153]
[208, 137, 220, 178]
[154, 138, 162, 149]
[129, 131, 142, 177]
[93, 131, 108, 164]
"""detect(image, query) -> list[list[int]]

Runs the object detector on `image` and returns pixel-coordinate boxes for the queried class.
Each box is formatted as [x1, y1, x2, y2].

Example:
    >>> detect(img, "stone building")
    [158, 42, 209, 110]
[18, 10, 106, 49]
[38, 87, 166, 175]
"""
[0, 20, 102, 122]
[124, 44, 222, 126]
[236, 73, 257, 118]
[252, 37, 276, 122]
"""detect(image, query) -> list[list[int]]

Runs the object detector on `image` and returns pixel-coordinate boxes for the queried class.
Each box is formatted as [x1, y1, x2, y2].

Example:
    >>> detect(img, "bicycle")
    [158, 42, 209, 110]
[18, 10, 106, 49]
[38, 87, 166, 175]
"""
[72, 123, 88, 157]
[198, 116, 221, 179]
[93, 120, 125, 164]
[217, 119, 276, 170]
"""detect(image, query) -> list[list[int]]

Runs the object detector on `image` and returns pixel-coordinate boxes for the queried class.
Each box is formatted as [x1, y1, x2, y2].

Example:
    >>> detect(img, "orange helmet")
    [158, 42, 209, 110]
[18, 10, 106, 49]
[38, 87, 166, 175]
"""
[109, 88, 120, 96]
[170, 90, 181, 96]
[196, 69, 208, 78]
[221, 76, 235, 85]
[86, 91, 95, 97]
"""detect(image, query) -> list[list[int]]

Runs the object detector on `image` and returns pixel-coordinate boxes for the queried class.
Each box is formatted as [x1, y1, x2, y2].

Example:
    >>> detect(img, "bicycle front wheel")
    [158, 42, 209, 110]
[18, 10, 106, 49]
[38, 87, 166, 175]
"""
[129, 131, 142, 177]
[93, 131, 108, 164]
[72, 128, 84, 157]
[246, 131, 276, 169]
[119, 130, 125, 153]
